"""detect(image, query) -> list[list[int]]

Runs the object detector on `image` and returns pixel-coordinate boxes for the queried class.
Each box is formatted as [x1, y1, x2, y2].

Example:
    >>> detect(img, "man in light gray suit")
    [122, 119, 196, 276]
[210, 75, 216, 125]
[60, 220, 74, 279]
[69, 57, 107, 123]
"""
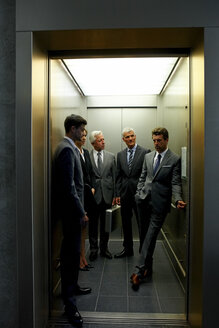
[89, 130, 116, 261]
[130, 127, 186, 290]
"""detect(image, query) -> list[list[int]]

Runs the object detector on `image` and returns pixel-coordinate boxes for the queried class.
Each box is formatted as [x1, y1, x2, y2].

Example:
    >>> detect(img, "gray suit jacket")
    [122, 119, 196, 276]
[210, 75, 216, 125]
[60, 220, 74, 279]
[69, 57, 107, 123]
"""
[116, 145, 150, 199]
[52, 138, 85, 219]
[135, 149, 183, 214]
[90, 149, 116, 206]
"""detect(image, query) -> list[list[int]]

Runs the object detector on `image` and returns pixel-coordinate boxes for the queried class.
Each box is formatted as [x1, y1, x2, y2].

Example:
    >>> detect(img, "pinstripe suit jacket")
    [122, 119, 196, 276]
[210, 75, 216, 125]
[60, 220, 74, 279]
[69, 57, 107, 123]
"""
[116, 145, 150, 199]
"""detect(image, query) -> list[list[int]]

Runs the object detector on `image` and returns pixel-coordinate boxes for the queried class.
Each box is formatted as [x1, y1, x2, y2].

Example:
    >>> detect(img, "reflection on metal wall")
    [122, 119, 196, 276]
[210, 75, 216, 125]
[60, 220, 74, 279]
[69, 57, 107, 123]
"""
[49, 59, 87, 294]
[159, 58, 189, 288]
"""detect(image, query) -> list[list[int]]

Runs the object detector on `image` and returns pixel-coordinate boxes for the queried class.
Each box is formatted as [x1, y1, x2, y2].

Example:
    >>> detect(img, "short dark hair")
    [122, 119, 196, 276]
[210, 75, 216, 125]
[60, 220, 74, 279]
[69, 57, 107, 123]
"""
[152, 127, 169, 140]
[64, 114, 87, 133]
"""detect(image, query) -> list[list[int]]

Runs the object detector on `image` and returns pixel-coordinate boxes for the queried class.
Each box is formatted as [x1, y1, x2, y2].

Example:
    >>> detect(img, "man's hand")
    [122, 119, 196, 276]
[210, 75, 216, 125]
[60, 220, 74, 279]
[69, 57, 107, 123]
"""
[81, 214, 89, 226]
[115, 197, 121, 205]
[177, 200, 186, 209]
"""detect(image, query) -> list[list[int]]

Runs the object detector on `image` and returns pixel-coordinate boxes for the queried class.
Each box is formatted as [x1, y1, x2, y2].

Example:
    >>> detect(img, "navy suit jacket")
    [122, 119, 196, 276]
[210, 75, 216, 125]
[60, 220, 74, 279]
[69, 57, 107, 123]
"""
[52, 138, 85, 221]
[80, 148, 96, 189]
[116, 145, 150, 199]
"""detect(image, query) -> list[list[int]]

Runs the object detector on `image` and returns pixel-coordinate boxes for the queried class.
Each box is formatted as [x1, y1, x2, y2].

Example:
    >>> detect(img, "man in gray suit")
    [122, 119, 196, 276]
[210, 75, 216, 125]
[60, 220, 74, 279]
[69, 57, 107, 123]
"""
[52, 114, 91, 327]
[114, 127, 150, 258]
[130, 127, 186, 290]
[89, 130, 116, 261]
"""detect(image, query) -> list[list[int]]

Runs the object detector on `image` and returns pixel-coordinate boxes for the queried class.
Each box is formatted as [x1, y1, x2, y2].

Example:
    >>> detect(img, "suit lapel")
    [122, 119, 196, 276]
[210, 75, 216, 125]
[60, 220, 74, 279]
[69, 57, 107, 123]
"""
[90, 149, 100, 176]
[148, 151, 156, 176]
[102, 150, 107, 173]
[130, 145, 141, 170]
[153, 149, 171, 178]
[122, 148, 129, 175]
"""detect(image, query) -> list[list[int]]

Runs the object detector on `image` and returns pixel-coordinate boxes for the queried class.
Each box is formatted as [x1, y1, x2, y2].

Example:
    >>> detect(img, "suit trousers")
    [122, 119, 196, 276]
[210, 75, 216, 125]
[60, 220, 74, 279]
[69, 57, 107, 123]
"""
[136, 197, 166, 268]
[60, 213, 81, 308]
[89, 199, 111, 252]
[120, 195, 140, 252]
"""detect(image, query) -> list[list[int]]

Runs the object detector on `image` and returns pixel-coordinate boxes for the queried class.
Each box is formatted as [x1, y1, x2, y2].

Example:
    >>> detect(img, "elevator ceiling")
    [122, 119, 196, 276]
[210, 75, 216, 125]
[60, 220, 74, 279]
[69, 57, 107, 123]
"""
[63, 57, 179, 96]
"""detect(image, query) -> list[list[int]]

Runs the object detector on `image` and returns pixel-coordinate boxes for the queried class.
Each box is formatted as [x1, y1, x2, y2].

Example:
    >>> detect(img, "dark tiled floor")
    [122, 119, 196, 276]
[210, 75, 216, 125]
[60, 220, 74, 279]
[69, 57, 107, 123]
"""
[52, 240, 186, 316]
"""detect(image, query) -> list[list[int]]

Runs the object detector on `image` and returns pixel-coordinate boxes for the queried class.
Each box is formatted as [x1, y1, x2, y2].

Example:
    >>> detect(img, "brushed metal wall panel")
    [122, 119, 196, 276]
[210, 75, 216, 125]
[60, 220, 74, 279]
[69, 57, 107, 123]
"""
[32, 37, 49, 328]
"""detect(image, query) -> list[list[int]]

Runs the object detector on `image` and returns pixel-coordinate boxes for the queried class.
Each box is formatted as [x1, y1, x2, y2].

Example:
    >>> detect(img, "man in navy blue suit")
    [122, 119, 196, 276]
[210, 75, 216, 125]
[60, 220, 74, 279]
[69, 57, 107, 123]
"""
[52, 114, 91, 327]
[114, 127, 150, 258]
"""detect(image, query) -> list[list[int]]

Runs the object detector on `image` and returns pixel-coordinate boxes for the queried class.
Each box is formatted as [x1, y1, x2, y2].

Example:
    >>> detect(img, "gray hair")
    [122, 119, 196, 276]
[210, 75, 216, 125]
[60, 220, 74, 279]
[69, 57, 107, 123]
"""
[122, 127, 135, 137]
[89, 130, 103, 144]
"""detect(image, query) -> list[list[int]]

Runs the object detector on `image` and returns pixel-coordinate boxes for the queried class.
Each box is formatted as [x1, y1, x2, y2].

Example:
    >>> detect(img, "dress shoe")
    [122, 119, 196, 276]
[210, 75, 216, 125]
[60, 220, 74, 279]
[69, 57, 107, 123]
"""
[79, 266, 89, 271]
[114, 249, 134, 258]
[130, 265, 152, 291]
[65, 306, 83, 327]
[89, 251, 98, 261]
[100, 249, 113, 259]
[75, 286, 92, 295]
[85, 263, 94, 269]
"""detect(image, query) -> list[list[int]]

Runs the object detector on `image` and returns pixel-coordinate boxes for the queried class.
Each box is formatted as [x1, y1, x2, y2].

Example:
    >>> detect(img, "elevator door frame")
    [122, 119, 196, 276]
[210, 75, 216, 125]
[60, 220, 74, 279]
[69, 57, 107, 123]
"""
[16, 28, 204, 328]
[48, 50, 190, 325]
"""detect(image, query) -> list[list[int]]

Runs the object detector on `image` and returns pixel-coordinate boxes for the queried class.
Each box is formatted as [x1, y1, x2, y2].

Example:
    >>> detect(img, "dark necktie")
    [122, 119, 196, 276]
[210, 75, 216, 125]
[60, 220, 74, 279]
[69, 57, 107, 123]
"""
[128, 149, 134, 170]
[97, 151, 103, 174]
[153, 154, 161, 175]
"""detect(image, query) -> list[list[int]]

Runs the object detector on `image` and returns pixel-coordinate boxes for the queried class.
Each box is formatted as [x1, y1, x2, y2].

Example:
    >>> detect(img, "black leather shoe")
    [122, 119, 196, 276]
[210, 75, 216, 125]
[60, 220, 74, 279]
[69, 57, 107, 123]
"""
[65, 307, 83, 327]
[79, 266, 89, 271]
[130, 265, 152, 291]
[89, 251, 98, 261]
[114, 249, 134, 258]
[75, 286, 92, 295]
[100, 249, 113, 259]
[85, 264, 94, 269]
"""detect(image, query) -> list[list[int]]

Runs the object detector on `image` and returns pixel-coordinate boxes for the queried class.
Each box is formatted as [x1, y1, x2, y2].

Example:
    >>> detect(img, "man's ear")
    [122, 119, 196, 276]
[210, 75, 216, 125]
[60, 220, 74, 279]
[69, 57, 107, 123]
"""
[70, 125, 76, 133]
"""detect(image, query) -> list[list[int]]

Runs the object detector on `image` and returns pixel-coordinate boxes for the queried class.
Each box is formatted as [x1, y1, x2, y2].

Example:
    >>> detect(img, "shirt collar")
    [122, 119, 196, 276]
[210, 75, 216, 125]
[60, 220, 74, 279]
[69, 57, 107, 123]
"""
[155, 147, 168, 158]
[94, 149, 103, 155]
[127, 143, 137, 152]
[64, 136, 78, 151]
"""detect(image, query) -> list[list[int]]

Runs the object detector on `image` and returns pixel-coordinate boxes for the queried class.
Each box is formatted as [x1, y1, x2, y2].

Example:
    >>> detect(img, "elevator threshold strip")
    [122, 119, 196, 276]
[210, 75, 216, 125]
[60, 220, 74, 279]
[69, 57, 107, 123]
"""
[50, 311, 188, 326]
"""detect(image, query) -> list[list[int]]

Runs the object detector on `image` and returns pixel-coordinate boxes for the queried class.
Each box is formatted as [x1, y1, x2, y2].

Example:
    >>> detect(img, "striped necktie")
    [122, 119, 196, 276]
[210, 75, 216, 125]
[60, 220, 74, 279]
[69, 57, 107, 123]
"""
[128, 149, 134, 170]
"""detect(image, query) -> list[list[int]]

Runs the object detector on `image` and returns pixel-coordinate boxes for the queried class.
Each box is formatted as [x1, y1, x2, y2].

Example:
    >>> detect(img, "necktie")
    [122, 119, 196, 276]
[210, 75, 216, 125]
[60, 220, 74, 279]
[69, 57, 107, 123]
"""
[128, 149, 134, 170]
[153, 154, 161, 175]
[97, 151, 103, 174]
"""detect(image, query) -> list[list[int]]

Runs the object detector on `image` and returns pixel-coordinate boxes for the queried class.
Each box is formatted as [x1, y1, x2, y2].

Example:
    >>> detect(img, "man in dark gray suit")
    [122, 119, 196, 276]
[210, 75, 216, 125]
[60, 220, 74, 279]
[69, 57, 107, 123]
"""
[89, 130, 116, 261]
[130, 127, 186, 290]
[52, 114, 91, 327]
[114, 127, 150, 258]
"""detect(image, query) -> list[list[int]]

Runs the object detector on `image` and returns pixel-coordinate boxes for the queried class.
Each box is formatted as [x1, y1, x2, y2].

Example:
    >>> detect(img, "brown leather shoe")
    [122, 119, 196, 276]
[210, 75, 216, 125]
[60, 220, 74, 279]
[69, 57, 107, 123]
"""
[130, 265, 152, 291]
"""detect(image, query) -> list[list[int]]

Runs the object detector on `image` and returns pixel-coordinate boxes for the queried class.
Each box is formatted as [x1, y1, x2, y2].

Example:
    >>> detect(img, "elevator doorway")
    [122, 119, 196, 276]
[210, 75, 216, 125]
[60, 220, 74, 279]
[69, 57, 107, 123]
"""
[49, 54, 189, 325]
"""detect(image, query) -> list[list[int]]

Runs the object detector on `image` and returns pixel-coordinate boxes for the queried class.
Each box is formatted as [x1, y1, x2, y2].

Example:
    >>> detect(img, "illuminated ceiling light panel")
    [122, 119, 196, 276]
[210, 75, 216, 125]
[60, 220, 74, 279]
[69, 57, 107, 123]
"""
[64, 57, 178, 96]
